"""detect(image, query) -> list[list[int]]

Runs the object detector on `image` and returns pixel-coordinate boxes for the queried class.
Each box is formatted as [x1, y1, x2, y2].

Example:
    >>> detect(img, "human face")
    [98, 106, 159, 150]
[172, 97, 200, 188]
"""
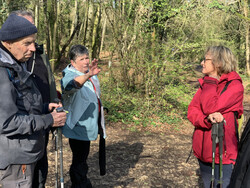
[201, 53, 218, 77]
[71, 54, 89, 73]
[6, 34, 36, 62]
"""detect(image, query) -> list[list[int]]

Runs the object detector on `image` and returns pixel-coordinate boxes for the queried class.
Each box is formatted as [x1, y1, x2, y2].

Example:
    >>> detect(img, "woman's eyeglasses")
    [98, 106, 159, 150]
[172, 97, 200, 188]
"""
[203, 58, 212, 63]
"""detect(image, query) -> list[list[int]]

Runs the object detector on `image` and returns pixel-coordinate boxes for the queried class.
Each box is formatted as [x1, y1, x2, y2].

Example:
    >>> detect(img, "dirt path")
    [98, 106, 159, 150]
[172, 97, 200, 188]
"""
[45, 120, 203, 188]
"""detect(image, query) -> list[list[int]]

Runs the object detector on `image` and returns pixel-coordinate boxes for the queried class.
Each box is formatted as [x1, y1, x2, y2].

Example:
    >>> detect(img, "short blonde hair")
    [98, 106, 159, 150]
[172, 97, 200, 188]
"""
[206, 46, 237, 76]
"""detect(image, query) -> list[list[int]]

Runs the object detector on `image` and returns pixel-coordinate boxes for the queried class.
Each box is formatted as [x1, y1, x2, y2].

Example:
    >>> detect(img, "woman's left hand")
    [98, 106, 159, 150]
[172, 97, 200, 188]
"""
[89, 58, 101, 76]
[208, 112, 224, 123]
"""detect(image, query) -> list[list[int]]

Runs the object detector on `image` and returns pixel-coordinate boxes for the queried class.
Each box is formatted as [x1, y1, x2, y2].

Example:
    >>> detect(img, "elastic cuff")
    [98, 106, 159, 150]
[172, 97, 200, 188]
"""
[204, 117, 212, 129]
[43, 103, 50, 114]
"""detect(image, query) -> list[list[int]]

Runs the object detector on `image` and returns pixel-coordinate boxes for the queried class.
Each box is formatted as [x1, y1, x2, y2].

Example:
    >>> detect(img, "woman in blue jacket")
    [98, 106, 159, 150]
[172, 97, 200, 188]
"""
[61, 45, 106, 187]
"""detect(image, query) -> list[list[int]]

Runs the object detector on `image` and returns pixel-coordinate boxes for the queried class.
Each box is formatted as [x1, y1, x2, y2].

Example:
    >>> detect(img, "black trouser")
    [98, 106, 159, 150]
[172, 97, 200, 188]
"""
[32, 132, 49, 188]
[69, 138, 92, 188]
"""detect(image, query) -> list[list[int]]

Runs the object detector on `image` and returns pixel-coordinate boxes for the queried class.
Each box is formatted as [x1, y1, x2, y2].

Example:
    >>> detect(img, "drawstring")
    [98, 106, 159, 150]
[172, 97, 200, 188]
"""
[30, 53, 36, 73]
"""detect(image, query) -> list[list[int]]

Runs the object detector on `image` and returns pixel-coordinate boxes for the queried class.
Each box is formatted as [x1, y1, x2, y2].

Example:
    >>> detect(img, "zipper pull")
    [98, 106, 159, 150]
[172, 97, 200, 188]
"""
[22, 165, 26, 179]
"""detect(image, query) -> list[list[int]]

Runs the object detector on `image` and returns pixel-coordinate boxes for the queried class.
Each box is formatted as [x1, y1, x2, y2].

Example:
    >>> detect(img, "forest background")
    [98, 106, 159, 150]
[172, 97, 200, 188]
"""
[0, 0, 249, 131]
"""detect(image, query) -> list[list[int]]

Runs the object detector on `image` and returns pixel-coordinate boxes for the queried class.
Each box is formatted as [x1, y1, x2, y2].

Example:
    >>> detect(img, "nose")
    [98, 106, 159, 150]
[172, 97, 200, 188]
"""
[201, 60, 204, 66]
[29, 43, 36, 52]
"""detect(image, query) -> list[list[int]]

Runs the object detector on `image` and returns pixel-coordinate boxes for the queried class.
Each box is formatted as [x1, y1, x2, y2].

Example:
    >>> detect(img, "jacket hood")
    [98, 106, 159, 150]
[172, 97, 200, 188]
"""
[220, 71, 242, 83]
[63, 64, 86, 76]
[0, 47, 31, 83]
[0, 48, 19, 68]
[199, 71, 242, 86]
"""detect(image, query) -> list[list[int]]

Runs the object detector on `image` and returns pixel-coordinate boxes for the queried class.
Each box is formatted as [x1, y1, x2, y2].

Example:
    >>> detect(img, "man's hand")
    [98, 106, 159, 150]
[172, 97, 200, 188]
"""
[51, 108, 66, 127]
[48, 103, 62, 112]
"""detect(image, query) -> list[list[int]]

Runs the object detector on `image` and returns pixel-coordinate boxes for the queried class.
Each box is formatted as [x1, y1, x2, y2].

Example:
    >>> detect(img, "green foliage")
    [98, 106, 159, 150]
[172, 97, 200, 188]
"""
[100, 60, 194, 128]
[0, 1, 8, 25]
[207, 0, 225, 9]
[245, 84, 250, 94]
[241, 74, 250, 93]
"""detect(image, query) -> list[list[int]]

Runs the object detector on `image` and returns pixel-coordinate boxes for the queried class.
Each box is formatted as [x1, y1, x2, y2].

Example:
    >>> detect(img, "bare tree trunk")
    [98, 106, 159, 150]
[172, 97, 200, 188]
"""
[42, 0, 51, 58]
[100, 12, 107, 53]
[70, 0, 78, 36]
[246, 25, 250, 75]
[127, 0, 134, 17]
[35, 1, 38, 27]
[51, 0, 58, 71]
[34, 0, 39, 41]
[92, 3, 102, 58]
[82, 0, 89, 44]
[77, 1, 85, 40]
[86, 0, 95, 60]
[122, 0, 125, 16]
[56, 22, 82, 65]
[243, 0, 250, 75]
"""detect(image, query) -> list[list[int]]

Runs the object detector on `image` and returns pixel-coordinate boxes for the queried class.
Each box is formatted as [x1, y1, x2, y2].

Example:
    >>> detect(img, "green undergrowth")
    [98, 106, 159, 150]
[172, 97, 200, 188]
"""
[99, 63, 250, 132]
[241, 74, 250, 94]
[99, 69, 195, 130]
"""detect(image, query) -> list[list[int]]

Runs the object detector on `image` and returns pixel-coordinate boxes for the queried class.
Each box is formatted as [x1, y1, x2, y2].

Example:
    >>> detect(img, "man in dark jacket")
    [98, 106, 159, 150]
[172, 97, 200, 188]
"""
[11, 10, 58, 188]
[29, 44, 58, 188]
[0, 13, 66, 187]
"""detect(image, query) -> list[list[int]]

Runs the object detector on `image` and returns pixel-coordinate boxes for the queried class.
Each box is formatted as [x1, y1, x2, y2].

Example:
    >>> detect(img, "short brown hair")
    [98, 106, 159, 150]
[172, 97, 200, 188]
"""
[206, 46, 237, 76]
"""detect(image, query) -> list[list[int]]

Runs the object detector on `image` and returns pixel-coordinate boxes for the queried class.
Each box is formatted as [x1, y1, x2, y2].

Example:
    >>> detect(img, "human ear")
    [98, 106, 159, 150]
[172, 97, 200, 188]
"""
[2, 41, 13, 49]
[70, 59, 75, 65]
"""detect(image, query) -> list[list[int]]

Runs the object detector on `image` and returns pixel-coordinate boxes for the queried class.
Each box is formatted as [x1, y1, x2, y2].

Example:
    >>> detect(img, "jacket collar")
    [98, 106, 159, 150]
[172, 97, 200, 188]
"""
[65, 64, 87, 76]
[199, 71, 242, 86]
[0, 47, 31, 83]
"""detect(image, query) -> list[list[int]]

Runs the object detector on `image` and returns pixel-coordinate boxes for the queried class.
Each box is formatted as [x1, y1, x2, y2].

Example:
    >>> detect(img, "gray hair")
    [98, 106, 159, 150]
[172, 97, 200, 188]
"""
[205, 46, 237, 76]
[69, 45, 89, 61]
[11, 10, 34, 20]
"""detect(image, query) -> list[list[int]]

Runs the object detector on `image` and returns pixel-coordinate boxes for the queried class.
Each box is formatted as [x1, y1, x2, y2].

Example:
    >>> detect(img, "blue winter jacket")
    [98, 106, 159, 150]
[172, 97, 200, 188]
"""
[61, 64, 106, 141]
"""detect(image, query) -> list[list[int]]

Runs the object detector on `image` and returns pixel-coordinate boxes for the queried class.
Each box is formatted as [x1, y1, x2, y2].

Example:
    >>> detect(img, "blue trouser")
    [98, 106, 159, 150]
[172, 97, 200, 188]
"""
[198, 159, 233, 188]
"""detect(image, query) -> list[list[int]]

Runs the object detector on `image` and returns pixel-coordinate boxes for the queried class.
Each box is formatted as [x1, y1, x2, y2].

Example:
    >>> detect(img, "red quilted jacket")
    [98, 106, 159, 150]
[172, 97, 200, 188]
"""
[187, 71, 244, 164]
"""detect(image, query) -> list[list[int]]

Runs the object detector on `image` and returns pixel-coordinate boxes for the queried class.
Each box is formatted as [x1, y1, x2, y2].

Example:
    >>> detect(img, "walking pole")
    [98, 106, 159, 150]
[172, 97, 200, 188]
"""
[211, 123, 218, 188]
[58, 128, 64, 188]
[56, 107, 68, 188]
[53, 98, 60, 188]
[54, 130, 59, 188]
[218, 121, 224, 188]
[56, 107, 65, 188]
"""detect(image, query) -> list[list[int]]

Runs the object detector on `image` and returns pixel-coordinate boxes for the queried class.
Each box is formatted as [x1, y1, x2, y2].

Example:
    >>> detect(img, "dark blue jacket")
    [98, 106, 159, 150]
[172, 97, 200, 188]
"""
[0, 47, 53, 169]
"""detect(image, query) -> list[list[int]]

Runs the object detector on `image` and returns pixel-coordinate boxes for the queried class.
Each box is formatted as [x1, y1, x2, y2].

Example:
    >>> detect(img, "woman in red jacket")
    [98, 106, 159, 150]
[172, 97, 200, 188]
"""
[187, 46, 244, 188]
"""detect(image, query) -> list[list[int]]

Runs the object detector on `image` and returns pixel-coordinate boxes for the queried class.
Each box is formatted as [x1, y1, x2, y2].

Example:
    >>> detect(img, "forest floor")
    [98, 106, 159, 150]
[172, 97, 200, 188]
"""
[45, 62, 250, 188]
[46, 119, 203, 188]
